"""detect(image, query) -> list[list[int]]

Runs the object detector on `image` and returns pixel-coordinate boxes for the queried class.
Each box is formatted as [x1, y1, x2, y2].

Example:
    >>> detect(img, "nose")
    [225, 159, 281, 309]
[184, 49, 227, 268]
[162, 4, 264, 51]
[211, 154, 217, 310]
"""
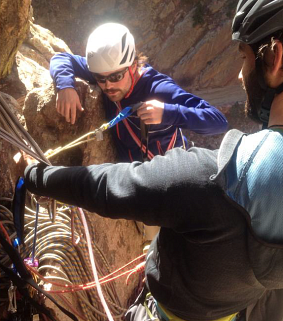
[238, 69, 243, 80]
[104, 79, 113, 89]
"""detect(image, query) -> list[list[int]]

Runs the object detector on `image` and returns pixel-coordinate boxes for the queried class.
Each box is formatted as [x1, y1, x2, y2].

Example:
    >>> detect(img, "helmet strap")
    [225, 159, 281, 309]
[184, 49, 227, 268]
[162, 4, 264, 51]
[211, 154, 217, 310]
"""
[124, 66, 136, 99]
[255, 58, 283, 128]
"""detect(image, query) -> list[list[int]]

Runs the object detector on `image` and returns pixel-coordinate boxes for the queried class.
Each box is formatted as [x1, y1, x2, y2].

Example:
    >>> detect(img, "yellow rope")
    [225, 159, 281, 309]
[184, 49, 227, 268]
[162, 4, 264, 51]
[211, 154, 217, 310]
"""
[45, 122, 110, 160]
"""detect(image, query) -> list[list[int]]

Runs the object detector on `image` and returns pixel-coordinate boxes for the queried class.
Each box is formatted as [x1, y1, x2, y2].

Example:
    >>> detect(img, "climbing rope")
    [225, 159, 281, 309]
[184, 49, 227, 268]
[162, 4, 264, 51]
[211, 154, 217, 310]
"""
[45, 102, 143, 160]
[0, 195, 145, 320]
[0, 93, 145, 320]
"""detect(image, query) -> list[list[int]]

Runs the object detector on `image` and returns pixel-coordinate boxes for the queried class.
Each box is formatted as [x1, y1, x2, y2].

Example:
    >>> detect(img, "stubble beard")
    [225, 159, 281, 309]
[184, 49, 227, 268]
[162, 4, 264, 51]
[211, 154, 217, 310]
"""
[242, 69, 267, 123]
[104, 89, 124, 102]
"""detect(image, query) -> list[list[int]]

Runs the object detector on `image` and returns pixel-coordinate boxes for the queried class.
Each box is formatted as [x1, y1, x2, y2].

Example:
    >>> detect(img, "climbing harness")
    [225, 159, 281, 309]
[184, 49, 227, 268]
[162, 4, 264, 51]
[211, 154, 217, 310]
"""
[143, 293, 239, 321]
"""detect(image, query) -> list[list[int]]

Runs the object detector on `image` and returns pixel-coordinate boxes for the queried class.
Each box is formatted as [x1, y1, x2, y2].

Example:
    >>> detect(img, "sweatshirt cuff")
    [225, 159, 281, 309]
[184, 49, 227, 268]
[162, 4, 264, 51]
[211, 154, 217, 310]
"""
[162, 103, 178, 125]
[55, 77, 76, 91]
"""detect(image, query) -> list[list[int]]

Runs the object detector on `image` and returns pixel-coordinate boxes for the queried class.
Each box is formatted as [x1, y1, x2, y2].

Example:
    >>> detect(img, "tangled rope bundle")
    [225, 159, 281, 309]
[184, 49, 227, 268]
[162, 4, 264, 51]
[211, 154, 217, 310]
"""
[0, 93, 145, 321]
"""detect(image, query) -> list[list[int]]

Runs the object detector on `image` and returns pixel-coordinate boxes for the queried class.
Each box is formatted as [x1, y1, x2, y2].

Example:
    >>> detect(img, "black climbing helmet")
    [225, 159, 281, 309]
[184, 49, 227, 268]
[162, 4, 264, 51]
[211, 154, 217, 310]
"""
[232, 0, 283, 44]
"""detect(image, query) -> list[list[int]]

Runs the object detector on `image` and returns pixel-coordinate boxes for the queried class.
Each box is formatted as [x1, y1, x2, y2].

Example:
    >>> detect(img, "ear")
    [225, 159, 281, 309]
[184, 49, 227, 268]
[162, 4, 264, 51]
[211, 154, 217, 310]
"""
[271, 40, 283, 75]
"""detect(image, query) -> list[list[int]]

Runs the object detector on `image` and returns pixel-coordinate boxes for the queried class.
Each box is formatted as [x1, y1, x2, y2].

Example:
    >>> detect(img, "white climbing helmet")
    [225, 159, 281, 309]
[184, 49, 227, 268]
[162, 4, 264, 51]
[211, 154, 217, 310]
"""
[86, 23, 136, 73]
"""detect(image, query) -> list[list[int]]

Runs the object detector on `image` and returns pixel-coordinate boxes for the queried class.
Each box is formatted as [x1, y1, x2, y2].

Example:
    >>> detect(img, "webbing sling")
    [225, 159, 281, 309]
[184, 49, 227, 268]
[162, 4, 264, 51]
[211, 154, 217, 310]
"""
[12, 177, 26, 245]
[0, 231, 78, 321]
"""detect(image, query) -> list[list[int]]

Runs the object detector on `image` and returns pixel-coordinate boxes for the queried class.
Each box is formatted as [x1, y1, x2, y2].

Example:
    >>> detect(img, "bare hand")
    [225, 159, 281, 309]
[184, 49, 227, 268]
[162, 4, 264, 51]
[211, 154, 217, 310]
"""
[137, 100, 164, 125]
[13, 151, 39, 165]
[56, 88, 84, 124]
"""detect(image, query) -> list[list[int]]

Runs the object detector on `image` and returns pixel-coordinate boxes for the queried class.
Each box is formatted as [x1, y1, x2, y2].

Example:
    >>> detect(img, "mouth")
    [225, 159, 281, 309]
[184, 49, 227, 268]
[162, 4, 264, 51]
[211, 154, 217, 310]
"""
[105, 89, 120, 96]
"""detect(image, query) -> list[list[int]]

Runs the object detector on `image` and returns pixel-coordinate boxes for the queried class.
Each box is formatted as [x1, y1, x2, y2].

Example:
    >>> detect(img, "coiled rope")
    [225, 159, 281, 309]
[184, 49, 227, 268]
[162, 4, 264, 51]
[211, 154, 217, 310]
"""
[0, 92, 145, 320]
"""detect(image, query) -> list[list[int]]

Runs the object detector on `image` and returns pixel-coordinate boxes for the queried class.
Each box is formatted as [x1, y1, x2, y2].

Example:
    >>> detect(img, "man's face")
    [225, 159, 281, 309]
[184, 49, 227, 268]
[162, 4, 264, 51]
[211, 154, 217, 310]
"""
[95, 66, 134, 102]
[238, 43, 267, 122]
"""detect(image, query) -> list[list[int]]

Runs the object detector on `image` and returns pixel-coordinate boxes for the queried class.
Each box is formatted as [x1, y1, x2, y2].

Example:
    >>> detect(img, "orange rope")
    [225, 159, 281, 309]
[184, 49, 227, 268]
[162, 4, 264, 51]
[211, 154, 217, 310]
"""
[0, 222, 12, 245]
[25, 253, 146, 294]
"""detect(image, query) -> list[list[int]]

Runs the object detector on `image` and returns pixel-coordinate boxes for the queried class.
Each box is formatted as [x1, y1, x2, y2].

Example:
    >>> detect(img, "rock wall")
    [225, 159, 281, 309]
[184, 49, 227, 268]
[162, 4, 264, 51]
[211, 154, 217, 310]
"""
[32, 0, 239, 92]
[0, 0, 32, 79]
[0, 19, 143, 320]
[0, 0, 32, 197]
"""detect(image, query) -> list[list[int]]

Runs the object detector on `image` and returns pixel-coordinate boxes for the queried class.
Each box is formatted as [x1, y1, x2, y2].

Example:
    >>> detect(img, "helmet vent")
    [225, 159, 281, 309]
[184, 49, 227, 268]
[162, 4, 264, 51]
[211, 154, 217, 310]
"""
[120, 46, 129, 65]
[129, 49, 134, 63]
[121, 32, 127, 52]
[246, 8, 281, 38]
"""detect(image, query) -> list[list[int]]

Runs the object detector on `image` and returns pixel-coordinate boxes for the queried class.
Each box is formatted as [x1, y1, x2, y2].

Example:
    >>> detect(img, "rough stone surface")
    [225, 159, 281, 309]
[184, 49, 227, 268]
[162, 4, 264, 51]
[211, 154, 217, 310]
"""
[0, 0, 32, 79]
[32, 0, 239, 90]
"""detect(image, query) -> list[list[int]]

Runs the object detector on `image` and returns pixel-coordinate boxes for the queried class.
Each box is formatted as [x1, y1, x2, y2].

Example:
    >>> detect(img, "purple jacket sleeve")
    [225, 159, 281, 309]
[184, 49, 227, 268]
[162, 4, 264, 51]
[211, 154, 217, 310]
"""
[147, 73, 228, 134]
[50, 53, 95, 90]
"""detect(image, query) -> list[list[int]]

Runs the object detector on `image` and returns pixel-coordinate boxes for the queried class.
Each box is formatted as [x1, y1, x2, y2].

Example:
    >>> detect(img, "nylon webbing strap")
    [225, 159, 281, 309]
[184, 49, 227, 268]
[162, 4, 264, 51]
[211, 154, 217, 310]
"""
[109, 102, 143, 128]
[140, 120, 149, 162]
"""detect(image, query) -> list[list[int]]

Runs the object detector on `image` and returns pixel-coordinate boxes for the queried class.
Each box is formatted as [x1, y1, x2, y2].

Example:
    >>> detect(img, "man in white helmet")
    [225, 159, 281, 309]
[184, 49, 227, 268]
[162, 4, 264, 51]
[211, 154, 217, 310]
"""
[50, 22, 228, 164]
[50, 22, 228, 245]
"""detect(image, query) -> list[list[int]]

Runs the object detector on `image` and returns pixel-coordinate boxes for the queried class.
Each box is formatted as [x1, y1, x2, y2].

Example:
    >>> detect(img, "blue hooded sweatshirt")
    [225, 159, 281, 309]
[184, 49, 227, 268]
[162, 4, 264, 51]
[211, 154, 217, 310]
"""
[50, 53, 228, 161]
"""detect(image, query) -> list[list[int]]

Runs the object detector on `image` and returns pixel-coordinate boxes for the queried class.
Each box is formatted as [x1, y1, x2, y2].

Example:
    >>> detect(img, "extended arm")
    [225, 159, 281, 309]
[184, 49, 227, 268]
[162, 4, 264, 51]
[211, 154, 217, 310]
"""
[140, 70, 228, 135]
[50, 53, 95, 90]
[50, 53, 96, 124]
[24, 148, 219, 230]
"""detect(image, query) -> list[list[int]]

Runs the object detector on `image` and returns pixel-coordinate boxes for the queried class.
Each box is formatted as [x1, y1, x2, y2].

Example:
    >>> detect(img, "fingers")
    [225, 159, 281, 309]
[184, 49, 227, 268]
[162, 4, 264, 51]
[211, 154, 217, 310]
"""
[137, 100, 164, 125]
[56, 88, 84, 124]
[65, 101, 76, 124]
[70, 99, 84, 125]
[138, 107, 156, 124]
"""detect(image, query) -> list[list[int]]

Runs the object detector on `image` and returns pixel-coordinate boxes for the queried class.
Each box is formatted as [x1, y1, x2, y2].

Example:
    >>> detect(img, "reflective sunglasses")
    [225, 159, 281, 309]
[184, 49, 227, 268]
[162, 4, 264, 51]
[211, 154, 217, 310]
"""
[93, 68, 129, 83]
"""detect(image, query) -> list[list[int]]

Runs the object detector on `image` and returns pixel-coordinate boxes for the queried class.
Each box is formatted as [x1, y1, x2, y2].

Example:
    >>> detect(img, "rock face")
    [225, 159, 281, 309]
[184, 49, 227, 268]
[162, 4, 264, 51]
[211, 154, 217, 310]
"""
[0, 0, 32, 196]
[0, 0, 32, 79]
[32, 0, 240, 93]
[0, 18, 143, 319]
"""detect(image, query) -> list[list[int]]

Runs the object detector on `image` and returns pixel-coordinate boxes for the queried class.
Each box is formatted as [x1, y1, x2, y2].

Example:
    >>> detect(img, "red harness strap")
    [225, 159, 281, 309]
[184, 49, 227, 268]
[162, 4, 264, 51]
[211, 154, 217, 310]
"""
[115, 100, 178, 160]
[114, 65, 178, 160]
[166, 128, 177, 151]
[122, 117, 155, 160]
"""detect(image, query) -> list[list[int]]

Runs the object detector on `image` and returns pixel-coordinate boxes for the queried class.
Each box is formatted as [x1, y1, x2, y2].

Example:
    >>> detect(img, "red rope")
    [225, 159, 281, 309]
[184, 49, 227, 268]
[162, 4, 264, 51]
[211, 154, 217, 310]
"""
[0, 222, 12, 245]
[25, 253, 146, 294]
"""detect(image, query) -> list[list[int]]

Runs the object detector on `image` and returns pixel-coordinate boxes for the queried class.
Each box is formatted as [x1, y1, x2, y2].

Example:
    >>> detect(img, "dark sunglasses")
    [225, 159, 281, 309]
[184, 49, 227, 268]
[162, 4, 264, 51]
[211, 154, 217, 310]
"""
[92, 68, 129, 83]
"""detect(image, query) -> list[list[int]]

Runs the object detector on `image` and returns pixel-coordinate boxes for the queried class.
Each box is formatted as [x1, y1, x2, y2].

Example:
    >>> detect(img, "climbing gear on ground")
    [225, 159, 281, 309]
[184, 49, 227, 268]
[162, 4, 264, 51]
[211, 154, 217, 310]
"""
[0, 230, 79, 321]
